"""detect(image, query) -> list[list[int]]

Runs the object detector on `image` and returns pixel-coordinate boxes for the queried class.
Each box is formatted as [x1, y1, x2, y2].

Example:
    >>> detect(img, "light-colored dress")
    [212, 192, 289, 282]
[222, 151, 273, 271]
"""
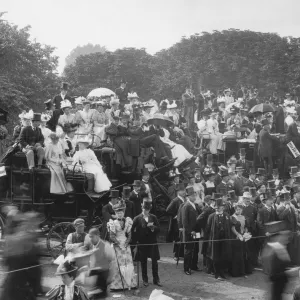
[92, 111, 108, 145]
[72, 149, 112, 193]
[205, 118, 224, 154]
[58, 113, 75, 127]
[160, 128, 193, 166]
[45, 143, 71, 194]
[75, 109, 97, 135]
[107, 218, 137, 290]
[40, 126, 52, 147]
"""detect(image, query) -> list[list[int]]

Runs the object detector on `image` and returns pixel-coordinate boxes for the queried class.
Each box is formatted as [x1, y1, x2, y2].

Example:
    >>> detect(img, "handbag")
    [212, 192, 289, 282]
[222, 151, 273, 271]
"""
[65, 162, 87, 182]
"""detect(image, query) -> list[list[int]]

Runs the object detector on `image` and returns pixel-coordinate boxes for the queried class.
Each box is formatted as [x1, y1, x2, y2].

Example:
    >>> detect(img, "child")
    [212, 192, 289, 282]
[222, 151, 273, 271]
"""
[46, 260, 89, 300]
[72, 136, 112, 193]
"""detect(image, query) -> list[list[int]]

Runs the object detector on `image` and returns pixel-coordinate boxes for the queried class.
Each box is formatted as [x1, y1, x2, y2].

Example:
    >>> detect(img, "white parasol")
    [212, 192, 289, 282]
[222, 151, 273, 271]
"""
[87, 88, 116, 99]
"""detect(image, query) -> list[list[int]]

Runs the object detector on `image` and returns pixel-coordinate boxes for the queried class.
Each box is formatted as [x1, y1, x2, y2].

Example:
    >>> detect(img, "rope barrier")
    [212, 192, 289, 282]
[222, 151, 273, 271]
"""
[0, 262, 51, 275]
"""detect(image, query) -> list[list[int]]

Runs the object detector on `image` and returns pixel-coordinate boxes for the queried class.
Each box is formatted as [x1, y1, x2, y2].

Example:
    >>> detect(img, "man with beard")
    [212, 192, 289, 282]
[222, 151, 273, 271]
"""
[206, 198, 232, 280]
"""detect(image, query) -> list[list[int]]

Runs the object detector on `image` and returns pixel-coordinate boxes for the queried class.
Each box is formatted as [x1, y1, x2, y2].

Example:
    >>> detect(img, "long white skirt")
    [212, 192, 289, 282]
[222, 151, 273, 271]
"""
[83, 162, 112, 193]
[93, 124, 107, 146]
[209, 133, 224, 154]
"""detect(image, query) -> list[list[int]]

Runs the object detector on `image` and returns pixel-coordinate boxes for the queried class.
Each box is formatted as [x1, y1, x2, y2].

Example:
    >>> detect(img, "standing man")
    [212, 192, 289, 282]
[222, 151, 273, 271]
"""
[121, 186, 135, 219]
[115, 80, 129, 111]
[258, 119, 279, 178]
[216, 168, 230, 194]
[236, 148, 251, 178]
[182, 87, 195, 129]
[166, 183, 186, 260]
[52, 82, 72, 110]
[234, 166, 248, 197]
[129, 180, 142, 217]
[65, 218, 87, 254]
[182, 186, 201, 275]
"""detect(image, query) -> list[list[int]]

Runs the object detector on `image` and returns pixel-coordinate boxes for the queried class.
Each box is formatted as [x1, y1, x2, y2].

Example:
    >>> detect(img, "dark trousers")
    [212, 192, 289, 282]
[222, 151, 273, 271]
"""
[90, 269, 109, 292]
[140, 258, 159, 283]
[183, 240, 199, 272]
[263, 156, 273, 177]
[213, 261, 227, 278]
[270, 274, 288, 300]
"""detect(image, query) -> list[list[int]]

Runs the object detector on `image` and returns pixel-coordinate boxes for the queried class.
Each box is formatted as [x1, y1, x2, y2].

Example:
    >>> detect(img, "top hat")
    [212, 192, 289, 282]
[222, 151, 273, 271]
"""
[249, 168, 256, 175]
[272, 169, 279, 176]
[256, 168, 265, 176]
[73, 218, 85, 228]
[55, 260, 77, 276]
[60, 82, 69, 90]
[290, 166, 298, 174]
[109, 190, 119, 198]
[228, 190, 236, 200]
[249, 187, 257, 197]
[186, 186, 195, 196]
[32, 113, 41, 122]
[220, 169, 229, 177]
[112, 199, 126, 212]
[176, 182, 186, 191]
[268, 180, 276, 189]
[239, 148, 246, 156]
[132, 180, 142, 187]
[122, 186, 131, 197]
[215, 198, 225, 207]
[142, 198, 152, 210]
[261, 119, 269, 127]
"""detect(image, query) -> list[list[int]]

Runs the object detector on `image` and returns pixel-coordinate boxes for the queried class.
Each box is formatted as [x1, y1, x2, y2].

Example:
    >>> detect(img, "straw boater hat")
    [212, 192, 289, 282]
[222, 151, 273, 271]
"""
[61, 99, 72, 109]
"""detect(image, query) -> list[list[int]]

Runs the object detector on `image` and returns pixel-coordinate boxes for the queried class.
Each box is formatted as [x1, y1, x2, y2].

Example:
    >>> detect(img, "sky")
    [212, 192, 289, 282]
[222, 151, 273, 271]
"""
[2, 0, 300, 73]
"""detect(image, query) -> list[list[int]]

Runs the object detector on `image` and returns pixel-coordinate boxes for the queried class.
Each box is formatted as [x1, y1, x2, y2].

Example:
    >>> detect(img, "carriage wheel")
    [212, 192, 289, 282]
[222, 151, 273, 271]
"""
[46, 222, 75, 258]
[0, 216, 5, 240]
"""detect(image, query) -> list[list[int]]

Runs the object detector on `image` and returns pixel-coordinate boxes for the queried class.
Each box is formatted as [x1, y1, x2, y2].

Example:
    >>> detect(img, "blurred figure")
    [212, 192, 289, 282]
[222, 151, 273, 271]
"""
[0, 211, 42, 300]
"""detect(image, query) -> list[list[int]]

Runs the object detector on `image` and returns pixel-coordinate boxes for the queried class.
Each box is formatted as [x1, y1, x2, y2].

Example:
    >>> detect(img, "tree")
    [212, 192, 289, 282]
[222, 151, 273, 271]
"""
[0, 12, 59, 129]
[64, 48, 154, 99]
[65, 43, 107, 67]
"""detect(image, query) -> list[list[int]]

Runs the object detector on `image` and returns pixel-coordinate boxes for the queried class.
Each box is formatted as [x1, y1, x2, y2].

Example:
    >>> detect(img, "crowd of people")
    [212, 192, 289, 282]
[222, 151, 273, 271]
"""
[3, 81, 300, 299]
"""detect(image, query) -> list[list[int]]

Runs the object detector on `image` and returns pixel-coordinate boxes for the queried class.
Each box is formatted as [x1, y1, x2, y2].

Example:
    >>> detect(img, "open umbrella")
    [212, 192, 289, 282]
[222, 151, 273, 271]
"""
[147, 114, 174, 127]
[250, 103, 275, 114]
[87, 88, 115, 98]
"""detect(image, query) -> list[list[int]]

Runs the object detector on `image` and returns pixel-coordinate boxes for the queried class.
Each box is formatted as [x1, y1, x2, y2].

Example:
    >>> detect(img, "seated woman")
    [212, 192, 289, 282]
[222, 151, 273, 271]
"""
[230, 203, 252, 277]
[63, 124, 78, 157]
[107, 200, 137, 290]
[75, 99, 97, 135]
[46, 259, 89, 300]
[45, 133, 71, 194]
[93, 101, 109, 145]
[72, 136, 112, 193]
[40, 113, 52, 147]
[159, 127, 193, 166]
[57, 100, 75, 131]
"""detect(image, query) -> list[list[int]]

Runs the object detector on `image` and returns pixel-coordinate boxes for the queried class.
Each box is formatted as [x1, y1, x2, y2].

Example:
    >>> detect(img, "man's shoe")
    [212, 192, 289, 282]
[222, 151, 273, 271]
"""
[143, 281, 149, 287]
[184, 270, 191, 275]
[153, 281, 162, 287]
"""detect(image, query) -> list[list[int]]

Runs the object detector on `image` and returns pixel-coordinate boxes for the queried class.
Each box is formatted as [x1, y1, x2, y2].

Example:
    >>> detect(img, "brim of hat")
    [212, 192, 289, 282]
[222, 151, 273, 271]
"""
[55, 266, 78, 276]
[62, 105, 72, 109]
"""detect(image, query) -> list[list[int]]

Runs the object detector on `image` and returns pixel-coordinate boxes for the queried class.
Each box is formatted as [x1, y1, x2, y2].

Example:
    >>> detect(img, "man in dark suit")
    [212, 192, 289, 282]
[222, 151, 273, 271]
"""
[52, 82, 72, 110]
[129, 180, 142, 217]
[132, 195, 161, 287]
[182, 186, 201, 275]
[19, 113, 45, 169]
[236, 148, 251, 178]
[234, 166, 248, 197]
[166, 183, 186, 259]
[224, 190, 236, 216]
[115, 81, 129, 110]
[216, 168, 230, 194]
[258, 119, 279, 178]
[121, 186, 135, 219]
[286, 110, 300, 149]
[245, 168, 257, 188]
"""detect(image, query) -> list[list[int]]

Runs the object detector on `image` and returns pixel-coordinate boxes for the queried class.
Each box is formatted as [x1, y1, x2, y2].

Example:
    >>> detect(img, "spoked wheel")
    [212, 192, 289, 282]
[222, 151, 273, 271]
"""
[46, 222, 75, 258]
[0, 216, 5, 240]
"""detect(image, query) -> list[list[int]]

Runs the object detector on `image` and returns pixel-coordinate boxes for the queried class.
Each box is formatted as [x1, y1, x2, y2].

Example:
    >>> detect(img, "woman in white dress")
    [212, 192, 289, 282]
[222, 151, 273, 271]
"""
[40, 113, 52, 147]
[72, 136, 112, 193]
[206, 111, 224, 154]
[45, 133, 71, 194]
[159, 127, 193, 166]
[75, 99, 97, 135]
[107, 200, 137, 290]
[92, 101, 109, 145]
[57, 100, 75, 129]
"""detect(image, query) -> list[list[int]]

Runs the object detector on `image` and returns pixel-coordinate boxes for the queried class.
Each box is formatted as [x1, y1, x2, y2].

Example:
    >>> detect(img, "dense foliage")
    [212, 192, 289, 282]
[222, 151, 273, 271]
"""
[0, 12, 59, 127]
[64, 29, 300, 100]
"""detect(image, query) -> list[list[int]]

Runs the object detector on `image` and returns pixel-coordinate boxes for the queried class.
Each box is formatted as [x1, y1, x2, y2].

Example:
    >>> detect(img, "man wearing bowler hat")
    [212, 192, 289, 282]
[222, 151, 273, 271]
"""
[166, 183, 186, 259]
[19, 112, 45, 169]
[101, 190, 120, 239]
[216, 168, 230, 194]
[129, 180, 142, 217]
[246, 168, 257, 188]
[52, 82, 72, 110]
[181, 186, 201, 275]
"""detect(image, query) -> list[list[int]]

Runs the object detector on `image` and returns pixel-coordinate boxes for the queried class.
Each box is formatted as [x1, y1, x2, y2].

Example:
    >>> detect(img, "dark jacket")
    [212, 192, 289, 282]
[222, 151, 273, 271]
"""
[47, 109, 63, 132]
[125, 199, 135, 220]
[258, 128, 278, 158]
[115, 87, 129, 103]
[257, 206, 277, 235]
[52, 94, 72, 110]
[234, 176, 248, 196]
[19, 126, 44, 148]
[243, 204, 258, 234]
[181, 201, 201, 242]
[286, 122, 300, 144]
[277, 205, 297, 232]
[129, 191, 142, 217]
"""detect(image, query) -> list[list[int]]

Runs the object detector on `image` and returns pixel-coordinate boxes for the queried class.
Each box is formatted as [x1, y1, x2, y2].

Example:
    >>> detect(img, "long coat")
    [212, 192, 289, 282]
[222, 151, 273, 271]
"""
[257, 206, 277, 236]
[234, 176, 248, 196]
[101, 203, 114, 240]
[181, 201, 201, 242]
[125, 199, 135, 220]
[129, 191, 142, 217]
[166, 197, 184, 242]
[132, 213, 160, 260]
[258, 128, 278, 158]
[206, 212, 232, 262]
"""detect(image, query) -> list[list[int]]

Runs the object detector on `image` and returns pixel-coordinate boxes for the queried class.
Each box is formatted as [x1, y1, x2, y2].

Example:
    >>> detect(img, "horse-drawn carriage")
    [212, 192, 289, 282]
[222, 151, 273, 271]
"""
[0, 134, 190, 258]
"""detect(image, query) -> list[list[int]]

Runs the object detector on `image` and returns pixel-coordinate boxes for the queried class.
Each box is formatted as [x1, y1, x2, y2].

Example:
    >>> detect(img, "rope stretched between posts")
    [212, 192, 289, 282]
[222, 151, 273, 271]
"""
[0, 232, 296, 275]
